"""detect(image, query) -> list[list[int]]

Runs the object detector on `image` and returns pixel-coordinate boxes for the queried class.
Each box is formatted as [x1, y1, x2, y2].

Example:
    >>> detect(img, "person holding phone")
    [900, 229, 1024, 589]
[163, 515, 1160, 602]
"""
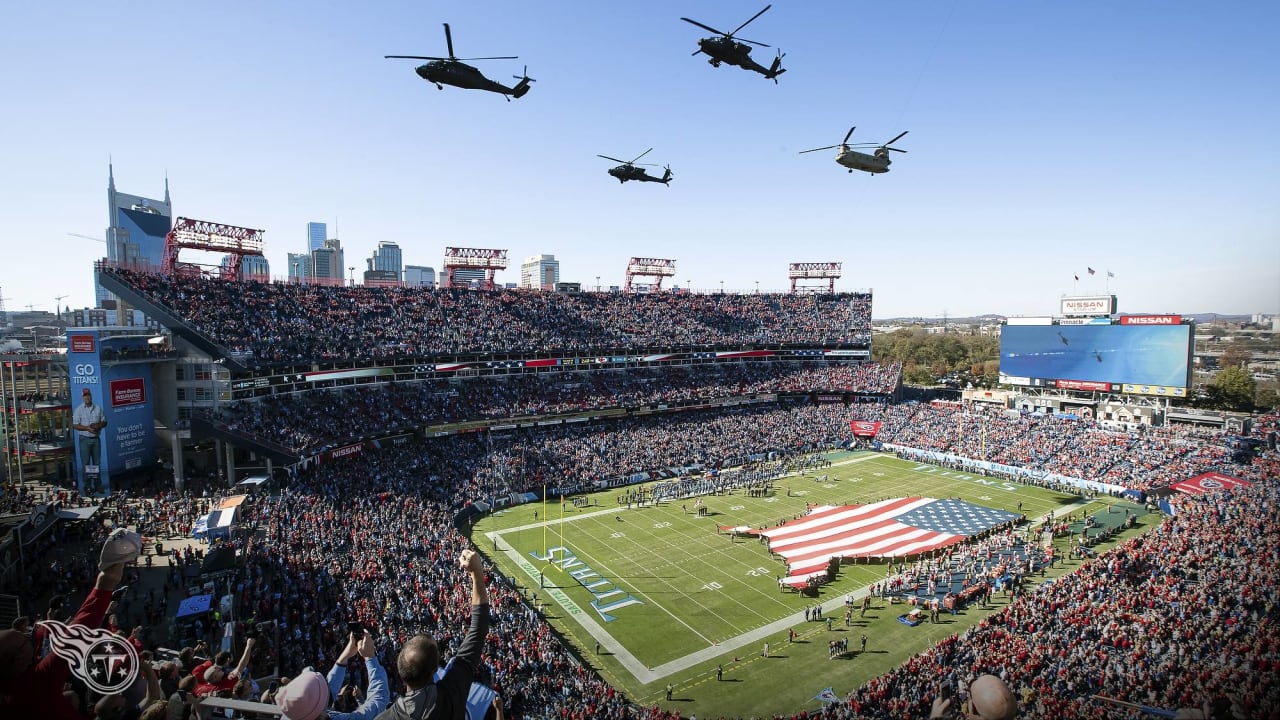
[376, 548, 491, 720]
[273, 629, 387, 720]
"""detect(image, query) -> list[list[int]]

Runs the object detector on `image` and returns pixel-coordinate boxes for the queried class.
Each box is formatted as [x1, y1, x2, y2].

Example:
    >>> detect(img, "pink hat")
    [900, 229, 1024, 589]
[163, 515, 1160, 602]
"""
[275, 668, 330, 720]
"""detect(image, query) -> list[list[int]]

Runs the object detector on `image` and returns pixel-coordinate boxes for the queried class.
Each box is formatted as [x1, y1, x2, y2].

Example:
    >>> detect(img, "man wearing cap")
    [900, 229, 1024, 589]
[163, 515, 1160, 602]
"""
[73, 387, 107, 487]
[276, 629, 387, 720]
[377, 548, 490, 720]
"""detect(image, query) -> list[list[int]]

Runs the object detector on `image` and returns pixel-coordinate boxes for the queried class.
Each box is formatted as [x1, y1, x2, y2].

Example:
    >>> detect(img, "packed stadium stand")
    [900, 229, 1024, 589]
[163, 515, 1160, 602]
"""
[4, 270, 1275, 719]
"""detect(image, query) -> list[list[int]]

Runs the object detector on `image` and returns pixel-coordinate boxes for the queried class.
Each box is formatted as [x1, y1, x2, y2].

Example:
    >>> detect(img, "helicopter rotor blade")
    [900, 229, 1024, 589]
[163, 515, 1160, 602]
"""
[729, 4, 772, 38]
[385, 55, 447, 60]
[842, 126, 856, 144]
[737, 38, 771, 47]
[629, 148, 654, 164]
[680, 17, 726, 36]
[443, 23, 456, 60]
[799, 145, 841, 154]
[598, 155, 629, 164]
[455, 56, 519, 61]
[885, 148, 908, 153]
[884, 131, 909, 146]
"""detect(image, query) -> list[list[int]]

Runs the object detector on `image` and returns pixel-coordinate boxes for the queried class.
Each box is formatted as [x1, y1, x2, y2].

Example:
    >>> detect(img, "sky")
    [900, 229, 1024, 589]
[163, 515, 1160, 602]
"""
[1, 1, 1277, 320]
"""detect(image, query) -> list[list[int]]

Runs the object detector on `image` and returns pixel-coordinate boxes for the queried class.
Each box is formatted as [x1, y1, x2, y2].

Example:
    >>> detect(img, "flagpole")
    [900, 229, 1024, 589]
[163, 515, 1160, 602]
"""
[1105, 270, 1111, 293]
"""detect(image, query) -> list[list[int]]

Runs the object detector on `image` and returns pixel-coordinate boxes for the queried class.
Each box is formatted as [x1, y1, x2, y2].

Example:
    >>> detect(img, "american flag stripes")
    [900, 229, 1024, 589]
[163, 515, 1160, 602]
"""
[761, 497, 1019, 585]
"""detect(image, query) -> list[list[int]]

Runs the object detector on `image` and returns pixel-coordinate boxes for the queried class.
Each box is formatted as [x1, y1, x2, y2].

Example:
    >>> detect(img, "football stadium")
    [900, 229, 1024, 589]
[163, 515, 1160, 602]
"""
[3, 268, 1276, 720]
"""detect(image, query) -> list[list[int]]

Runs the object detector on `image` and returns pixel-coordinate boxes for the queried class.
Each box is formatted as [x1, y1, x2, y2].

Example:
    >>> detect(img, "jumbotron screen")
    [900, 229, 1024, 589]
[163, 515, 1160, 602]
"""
[999, 321, 1192, 392]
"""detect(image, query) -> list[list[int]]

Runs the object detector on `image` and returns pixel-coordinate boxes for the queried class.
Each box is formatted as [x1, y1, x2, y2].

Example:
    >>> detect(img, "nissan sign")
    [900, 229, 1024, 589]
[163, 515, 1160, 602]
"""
[1120, 315, 1181, 325]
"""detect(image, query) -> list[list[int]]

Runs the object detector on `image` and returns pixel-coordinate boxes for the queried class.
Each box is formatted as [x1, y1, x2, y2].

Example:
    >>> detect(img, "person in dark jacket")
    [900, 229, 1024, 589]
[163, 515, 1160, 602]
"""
[377, 549, 490, 720]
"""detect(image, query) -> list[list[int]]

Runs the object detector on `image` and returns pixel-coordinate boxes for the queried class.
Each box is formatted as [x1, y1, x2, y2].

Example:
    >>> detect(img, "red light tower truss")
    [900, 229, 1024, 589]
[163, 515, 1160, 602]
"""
[163, 217, 266, 281]
[443, 247, 509, 290]
[789, 261, 842, 293]
[624, 257, 677, 292]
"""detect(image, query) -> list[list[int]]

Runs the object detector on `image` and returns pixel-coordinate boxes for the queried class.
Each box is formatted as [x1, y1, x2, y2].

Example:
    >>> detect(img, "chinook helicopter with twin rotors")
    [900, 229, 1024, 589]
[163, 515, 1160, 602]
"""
[597, 149, 673, 185]
[385, 23, 534, 99]
[799, 127, 909, 174]
[680, 5, 786, 82]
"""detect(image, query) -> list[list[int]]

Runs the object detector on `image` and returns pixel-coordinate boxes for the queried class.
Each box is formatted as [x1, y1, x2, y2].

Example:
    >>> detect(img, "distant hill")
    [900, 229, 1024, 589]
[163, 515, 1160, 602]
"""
[874, 312, 1251, 324]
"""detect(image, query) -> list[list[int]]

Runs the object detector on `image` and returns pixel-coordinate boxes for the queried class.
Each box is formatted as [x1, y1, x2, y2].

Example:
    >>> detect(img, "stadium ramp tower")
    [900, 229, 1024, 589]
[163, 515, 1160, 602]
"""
[95, 264, 252, 372]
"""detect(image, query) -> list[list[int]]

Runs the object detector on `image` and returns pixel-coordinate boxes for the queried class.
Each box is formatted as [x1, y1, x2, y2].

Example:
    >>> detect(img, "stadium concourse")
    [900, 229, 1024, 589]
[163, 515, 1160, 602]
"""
[4, 268, 1276, 719]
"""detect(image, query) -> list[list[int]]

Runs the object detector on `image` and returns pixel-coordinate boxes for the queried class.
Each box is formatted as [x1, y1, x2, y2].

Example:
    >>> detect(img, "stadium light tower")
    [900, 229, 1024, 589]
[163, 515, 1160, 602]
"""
[443, 247, 509, 290]
[789, 261, 842, 293]
[164, 217, 266, 281]
[624, 257, 676, 292]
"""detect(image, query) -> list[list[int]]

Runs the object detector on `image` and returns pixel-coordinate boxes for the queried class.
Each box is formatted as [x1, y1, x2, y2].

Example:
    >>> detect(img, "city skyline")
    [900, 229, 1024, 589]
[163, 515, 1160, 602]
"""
[0, 1, 1276, 319]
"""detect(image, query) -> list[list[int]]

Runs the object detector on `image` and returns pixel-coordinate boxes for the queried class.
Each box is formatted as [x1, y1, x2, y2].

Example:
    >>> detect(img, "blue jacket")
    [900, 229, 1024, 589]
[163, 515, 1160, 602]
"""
[326, 657, 389, 720]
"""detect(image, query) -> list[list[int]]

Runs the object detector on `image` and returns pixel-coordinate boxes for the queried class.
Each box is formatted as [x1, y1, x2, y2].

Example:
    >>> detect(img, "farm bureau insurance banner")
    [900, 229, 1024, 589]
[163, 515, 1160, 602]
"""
[67, 330, 157, 492]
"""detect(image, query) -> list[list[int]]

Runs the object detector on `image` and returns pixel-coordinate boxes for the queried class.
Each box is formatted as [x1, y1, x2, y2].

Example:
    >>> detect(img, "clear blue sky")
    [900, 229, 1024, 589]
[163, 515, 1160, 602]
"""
[1, 1, 1276, 319]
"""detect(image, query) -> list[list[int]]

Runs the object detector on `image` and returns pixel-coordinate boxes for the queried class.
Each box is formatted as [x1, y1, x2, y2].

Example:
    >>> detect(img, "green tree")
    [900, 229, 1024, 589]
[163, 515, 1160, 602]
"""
[1209, 366, 1256, 410]
[1255, 388, 1279, 413]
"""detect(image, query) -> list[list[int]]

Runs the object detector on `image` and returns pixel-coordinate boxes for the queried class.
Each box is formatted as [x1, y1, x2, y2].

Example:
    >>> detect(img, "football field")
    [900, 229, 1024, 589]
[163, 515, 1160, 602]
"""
[470, 451, 1150, 717]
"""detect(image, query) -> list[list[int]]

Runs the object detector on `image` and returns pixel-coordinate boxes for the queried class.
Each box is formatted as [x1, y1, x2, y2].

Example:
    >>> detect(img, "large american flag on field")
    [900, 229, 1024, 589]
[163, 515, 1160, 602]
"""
[761, 497, 1019, 586]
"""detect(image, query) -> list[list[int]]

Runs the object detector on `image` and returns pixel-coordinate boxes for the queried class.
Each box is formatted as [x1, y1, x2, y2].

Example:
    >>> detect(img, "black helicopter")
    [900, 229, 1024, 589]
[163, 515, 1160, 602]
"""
[385, 23, 533, 99]
[597, 149, 673, 185]
[681, 5, 785, 82]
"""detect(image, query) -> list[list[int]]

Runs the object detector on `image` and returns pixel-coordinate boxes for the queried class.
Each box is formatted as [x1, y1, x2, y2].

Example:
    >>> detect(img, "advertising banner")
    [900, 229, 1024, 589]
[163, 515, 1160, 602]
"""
[1060, 295, 1117, 317]
[1120, 315, 1181, 325]
[1055, 379, 1110, 392]
[67, 330, 158, 493]
[1121, 384, 1188, 397]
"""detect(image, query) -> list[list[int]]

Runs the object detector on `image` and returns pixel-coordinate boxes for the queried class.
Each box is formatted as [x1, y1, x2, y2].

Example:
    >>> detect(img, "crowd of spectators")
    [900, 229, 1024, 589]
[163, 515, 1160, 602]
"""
[831, 477, 1280, 719]
[210, 390, 1264, 495]
[106, 268, 873, 363]
[202, 361, 903, 455]
[6, 400, 1275, 719]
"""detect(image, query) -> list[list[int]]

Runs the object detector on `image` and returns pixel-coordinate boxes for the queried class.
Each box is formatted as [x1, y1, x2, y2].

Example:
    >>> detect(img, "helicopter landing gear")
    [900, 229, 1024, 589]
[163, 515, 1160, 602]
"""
[435, 83, 444, 90]
[709, 59, 721, 67]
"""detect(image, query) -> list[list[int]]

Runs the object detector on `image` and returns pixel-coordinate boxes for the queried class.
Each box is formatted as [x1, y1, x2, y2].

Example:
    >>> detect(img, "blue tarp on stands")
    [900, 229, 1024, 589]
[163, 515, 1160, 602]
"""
[176, 594, 212, 619]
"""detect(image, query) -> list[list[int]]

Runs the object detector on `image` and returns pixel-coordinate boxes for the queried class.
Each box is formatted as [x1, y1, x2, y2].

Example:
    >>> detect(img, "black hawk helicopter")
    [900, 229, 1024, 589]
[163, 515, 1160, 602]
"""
[681, 5, 785, 82]
[799, 127, 909, 174]
[385, 23, 533, 99]
[597, 149, 673, 185]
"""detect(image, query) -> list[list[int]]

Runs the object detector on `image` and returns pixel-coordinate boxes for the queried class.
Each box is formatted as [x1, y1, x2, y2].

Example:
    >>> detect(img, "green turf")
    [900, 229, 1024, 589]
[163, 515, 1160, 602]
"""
[469, 451, 1155, 718]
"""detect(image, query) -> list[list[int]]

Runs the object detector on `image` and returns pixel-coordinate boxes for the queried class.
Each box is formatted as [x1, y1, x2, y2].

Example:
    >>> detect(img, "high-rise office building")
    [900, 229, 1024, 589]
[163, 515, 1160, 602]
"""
[370, 241, 403, 277]
[287, 253, 312, 282]
[404, 265, 436, 288]
[520, 254, 560, 290]
[100, 163, 173, 305]
[312, 238, 345, 284]
[232, 254, 271, 282]
[307, 222, 327, 252]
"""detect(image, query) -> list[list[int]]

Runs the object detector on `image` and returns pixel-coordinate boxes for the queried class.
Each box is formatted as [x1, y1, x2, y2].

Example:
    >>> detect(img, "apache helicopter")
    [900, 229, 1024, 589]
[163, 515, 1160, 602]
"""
[597, 149, 673, 185]
[681, 5, 785, 82]
[385, 23, 533, 99]
[799, 127, 909, 175]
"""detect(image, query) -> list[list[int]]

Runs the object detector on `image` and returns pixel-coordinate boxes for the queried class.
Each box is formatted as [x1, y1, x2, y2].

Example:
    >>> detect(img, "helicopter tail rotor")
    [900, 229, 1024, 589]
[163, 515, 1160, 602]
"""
[768, 52, 786, 83]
